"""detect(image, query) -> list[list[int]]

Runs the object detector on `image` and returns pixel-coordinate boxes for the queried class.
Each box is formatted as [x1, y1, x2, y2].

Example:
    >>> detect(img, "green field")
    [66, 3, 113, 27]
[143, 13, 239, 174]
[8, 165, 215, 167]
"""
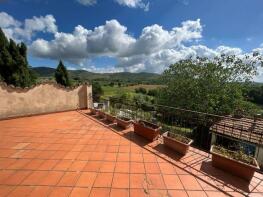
[101, 84, 164, 99]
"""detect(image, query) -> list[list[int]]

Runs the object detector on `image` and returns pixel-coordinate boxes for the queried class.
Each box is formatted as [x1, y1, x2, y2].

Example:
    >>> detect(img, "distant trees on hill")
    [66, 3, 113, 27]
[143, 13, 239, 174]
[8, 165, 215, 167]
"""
[0, 28, 36, 87]
[55, 60, 71, 87]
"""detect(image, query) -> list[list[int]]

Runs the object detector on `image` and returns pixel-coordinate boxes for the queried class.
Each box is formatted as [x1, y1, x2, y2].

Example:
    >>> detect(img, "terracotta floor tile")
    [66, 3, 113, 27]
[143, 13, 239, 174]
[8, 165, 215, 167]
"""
[4, 170, 31, 185]
[83, 161, 102, 172]
[146, 174, 166, 190]
[106, 146, 119, 153]
[110, 188, 129, 197]
[119, 146, 130, 153]
[112, 173, 129, 188]
[64, 151, 80, 160]
[148, 189, 168, 197]
[28, 186, 52, 197]
[117, 153, 130, 162]
[0, 170, 15, 184]
[205, 191, 227, 197]
[144, 162, 160, 174]
[0, 186, 14, 196]
[158, 162, 177, 174]
[70, 187, 91, 197]
[22, 171, 49, 185]
[0, 158, 16, 169]
[0, 111, 259, 197]
[115, 162, 129, 173]
[130, 162, 145, 174]
[7, 186, 33, 197]
[89, 188, 111, 197]
[131, 154, 144, 162]
[22, 159, 45, 170]
[130, 174, 148, 189]
[89, 152, 105, 161]
[48, 187, 72, 197]
[143, 154, 157, 162]
[100, 162, 116, 173]
[57, 171, 80, 187]
[104, 153, 117, 161]
[38, 160, 59, 170]
[179, 175, 203, 190]
[187, 190, 208, 197]
[168, 190, 188, 197]
[69, 161, 87, 171]
[39, 171, 64, 186]
[163, 175, 184, 189]
[93, 172, 113, 188]
[76, 152, 91, 160]
[53, 160, 73, 171]
[6, 159, 31, 170]
[76, 172, 97, 187]
[130, 188, 149, 197]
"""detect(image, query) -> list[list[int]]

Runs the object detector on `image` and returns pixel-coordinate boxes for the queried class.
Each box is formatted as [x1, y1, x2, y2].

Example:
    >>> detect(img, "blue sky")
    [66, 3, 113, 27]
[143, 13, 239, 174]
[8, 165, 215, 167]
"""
[1, 0, 263, 79]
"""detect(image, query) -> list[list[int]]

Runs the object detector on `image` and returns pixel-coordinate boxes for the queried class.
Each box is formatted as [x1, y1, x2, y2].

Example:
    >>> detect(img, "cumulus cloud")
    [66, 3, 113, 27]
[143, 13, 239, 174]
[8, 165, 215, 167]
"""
[0, 12, 57, 41]
[2, 12, 262, 76]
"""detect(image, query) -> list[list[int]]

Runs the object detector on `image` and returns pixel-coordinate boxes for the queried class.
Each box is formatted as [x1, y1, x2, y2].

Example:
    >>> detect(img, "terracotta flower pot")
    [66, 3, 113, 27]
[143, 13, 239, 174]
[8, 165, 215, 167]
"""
[133, 120, 161, 141]
[90, 108, 98, 115]
[98, 110, 106, 119]
[116, 117, 132, 129]
[210, 145, 260, 181]
[163, 132, 193, 155]
[105, 113, 116, 123]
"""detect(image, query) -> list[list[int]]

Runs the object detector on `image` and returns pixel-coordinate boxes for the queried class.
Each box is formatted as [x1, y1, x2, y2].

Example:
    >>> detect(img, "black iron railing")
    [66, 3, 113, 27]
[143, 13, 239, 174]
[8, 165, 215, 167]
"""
[104, 99, 263, 165]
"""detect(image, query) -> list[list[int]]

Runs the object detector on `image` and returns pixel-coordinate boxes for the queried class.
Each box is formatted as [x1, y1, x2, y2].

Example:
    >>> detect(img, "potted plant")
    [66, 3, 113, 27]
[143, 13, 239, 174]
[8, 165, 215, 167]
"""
[97, 109, 106, 119]
[116, 116, 132, 129]
[90, 108, 98, 115]
[163, 132, 193, 155]
[133, 120, 161, 141]
[105, 108, 116, 123]
[210, 145, 260, 181]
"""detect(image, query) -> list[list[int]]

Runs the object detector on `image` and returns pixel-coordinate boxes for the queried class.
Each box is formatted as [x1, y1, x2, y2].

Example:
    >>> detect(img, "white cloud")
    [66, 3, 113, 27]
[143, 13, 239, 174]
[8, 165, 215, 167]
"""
[0, 12, 21, 28]
[0, 12, 57, 41]
[29, 17, 259, 74]
[76, 0, 149, 11]
[2, 12, 262, 79]
[114, 0, 149, 11]
[76, 0, 97, 6]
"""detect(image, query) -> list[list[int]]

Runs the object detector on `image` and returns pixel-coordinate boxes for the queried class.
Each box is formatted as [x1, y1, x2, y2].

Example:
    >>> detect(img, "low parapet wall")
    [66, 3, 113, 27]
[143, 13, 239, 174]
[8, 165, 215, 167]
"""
[0, 82, 92, 119]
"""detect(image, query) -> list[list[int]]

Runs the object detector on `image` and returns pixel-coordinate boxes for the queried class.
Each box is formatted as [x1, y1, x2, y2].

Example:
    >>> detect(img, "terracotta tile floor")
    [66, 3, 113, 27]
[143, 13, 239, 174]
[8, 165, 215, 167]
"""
[0, 110, 262, 197]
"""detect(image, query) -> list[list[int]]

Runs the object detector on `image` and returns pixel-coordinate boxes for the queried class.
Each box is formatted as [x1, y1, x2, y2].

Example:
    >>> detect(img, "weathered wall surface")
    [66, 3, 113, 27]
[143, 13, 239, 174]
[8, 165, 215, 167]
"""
[0, 82, 92, 119]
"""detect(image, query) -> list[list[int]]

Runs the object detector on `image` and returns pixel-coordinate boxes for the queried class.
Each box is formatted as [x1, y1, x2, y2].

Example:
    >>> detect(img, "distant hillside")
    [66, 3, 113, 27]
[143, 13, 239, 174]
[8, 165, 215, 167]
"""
[32, 67, 161, 84]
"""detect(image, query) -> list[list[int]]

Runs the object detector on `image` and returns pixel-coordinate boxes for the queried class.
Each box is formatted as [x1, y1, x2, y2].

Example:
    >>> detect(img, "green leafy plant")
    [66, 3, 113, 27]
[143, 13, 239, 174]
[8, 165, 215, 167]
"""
[213, 145, 255, 165]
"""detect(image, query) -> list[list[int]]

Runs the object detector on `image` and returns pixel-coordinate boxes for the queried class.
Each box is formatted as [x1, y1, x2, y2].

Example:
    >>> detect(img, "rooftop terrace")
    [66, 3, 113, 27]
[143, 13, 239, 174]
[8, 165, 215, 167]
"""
[0, 110, 262, 197]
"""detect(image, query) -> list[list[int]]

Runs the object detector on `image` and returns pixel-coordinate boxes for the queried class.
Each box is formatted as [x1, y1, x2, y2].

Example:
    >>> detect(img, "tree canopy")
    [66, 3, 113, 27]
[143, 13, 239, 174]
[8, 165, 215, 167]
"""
[55, 60, 71, 87]
[0, 28, 36, 87]
[157, 55, 262, 116]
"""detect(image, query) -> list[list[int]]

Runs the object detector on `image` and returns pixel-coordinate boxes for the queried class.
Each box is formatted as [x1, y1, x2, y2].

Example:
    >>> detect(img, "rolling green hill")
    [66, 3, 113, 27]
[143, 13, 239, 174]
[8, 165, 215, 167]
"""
[32, 67, 161, 84]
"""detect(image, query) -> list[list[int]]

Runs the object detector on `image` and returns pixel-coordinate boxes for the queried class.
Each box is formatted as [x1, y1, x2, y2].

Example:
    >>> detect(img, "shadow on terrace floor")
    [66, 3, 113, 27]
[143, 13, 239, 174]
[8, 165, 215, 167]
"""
[81, 110, 263, 196]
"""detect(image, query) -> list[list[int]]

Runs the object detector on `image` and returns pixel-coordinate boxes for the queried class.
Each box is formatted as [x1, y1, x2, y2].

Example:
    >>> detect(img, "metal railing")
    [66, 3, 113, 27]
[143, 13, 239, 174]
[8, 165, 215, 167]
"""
[106, 99, 263, 167]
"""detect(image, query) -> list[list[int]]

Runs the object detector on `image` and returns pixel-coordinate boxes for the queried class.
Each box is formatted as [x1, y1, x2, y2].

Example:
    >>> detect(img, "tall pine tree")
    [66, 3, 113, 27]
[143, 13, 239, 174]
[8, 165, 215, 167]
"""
[55, 60, 71, 87]
[0, 28, 36, 87]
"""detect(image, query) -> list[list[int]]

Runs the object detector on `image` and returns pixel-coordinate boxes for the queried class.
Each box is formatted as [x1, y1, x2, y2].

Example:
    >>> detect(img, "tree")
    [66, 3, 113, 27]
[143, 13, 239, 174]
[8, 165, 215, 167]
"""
[55, 60, 71, 87]
[157, 55, 262, 116]
[92, 81, 103, 102]
[0, 28, 36, 88]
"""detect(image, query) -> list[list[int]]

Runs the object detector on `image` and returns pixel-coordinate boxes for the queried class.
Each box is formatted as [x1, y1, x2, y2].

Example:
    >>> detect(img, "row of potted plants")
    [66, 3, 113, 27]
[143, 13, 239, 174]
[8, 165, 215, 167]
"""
[90, 108, 259, 182]
[90, 108, 132, 129]
[90, 108, 193, 156]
